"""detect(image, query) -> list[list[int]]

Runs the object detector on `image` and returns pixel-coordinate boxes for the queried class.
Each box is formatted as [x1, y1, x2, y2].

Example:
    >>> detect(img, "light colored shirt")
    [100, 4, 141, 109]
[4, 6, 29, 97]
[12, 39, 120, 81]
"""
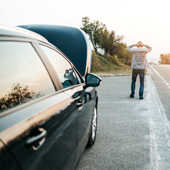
[127, 44, 152, 69]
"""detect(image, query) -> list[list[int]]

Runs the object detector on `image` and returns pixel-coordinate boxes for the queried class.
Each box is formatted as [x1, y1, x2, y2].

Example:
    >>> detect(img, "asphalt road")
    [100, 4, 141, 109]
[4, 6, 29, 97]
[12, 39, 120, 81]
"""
[76, 73, 170, 170]
[149, 64, 170, 121]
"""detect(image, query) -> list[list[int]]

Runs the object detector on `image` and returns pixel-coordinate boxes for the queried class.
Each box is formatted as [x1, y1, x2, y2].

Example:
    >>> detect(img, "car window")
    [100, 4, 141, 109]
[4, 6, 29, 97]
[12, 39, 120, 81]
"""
[40, 45, 79, 88]
[0, 41, 56, 114]
[73, 68, 84, 83]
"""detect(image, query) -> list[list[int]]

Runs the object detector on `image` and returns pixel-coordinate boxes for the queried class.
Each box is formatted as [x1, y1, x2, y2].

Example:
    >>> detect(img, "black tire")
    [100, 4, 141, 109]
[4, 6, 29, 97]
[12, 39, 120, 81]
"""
[87, 106, 98, 147]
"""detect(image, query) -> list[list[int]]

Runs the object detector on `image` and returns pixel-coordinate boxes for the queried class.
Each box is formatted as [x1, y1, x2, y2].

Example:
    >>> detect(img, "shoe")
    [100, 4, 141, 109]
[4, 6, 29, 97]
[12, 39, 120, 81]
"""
[139, 97, 144, 99]
[130, 95, 134, 98]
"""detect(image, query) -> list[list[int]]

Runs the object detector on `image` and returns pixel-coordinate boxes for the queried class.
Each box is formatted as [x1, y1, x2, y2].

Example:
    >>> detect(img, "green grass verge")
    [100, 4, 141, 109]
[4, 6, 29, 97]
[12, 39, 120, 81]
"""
[91, 54, 132, 74]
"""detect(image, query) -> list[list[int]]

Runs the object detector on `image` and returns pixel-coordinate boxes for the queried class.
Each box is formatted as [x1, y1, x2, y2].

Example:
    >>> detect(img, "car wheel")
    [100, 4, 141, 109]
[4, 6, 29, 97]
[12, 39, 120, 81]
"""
[87, 105, 98, 147]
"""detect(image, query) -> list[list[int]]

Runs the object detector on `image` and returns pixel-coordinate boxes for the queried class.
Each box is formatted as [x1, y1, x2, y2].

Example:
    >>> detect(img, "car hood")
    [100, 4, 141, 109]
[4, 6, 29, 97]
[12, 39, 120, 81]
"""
[18, 25, 92, 77]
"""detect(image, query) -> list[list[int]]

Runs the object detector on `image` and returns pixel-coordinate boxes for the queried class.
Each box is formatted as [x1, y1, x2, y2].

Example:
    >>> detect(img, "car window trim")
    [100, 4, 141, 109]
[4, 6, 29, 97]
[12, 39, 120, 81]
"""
[57, 83, 85, 93]
[0, 37, 44, 43]
[72, 66, 84, 83]
[32, 42, 63, 90]
[39, 43, 74, 68]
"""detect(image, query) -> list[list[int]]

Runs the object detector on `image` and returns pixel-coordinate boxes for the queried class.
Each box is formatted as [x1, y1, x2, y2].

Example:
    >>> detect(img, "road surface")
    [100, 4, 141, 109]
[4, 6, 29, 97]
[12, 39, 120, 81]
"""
[149, 64, 170, 121]
[76, 73, 170, 170]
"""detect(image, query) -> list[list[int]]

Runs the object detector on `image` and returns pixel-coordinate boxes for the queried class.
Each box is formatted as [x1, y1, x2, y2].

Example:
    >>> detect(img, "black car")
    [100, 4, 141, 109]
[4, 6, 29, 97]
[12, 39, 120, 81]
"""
[0, 25, 101, 170]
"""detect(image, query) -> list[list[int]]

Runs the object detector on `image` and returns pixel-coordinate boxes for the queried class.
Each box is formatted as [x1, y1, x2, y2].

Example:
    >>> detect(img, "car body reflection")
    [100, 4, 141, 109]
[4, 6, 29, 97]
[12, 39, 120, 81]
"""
[0, 83, 43, 113]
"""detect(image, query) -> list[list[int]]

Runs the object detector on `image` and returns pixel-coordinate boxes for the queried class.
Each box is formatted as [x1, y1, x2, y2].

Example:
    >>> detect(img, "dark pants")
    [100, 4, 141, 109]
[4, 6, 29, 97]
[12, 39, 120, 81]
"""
[131, 69, 145, 98]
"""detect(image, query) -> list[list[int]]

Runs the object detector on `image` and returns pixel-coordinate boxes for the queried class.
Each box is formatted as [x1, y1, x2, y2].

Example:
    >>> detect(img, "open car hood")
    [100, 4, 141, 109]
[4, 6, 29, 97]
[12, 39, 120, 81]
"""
[18, 25, 92, 77]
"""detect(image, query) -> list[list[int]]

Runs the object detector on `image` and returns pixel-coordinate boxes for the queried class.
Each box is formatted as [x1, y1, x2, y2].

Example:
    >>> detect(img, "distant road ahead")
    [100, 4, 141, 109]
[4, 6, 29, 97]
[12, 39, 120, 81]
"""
[150, 64, 170, 120]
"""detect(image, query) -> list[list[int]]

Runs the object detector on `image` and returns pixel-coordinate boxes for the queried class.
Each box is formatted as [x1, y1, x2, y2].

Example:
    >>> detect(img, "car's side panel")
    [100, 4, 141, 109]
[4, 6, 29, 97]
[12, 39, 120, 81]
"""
[0, 140, 21, 170]
[0, 92, 78, 170]
[76, 87, 96, 162]
[64, 86, 96, 163]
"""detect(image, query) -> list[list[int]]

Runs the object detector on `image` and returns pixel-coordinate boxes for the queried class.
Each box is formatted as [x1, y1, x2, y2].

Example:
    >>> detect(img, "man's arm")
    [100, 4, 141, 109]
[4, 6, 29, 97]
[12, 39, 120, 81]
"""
[127, 44, 136, 52]
[145, 44, 152, 53]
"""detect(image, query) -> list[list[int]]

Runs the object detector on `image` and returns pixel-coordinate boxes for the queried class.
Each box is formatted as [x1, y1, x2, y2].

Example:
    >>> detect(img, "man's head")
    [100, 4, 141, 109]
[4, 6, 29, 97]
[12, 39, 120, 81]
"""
[137, 41, 144, 47]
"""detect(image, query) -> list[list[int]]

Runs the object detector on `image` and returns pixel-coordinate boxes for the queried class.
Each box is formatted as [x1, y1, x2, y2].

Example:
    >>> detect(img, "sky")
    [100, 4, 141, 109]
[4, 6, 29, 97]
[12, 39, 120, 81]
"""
[0, 0, 170, 62]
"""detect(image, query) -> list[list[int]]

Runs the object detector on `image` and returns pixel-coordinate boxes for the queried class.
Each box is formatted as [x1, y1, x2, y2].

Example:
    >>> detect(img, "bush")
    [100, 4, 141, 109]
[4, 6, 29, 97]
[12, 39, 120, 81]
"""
[124, 61, 132, 66]
[91, 53, 105, 72]
[91, 53, 132, 74]
[104, 54, 124, 67]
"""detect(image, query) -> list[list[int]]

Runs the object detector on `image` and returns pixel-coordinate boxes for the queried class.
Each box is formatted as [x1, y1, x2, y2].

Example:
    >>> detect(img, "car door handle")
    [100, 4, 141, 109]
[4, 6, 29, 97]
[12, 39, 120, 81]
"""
[26, 128, 47, 151]
[77, 102, 83, 107]
[77, 101, 83, 107]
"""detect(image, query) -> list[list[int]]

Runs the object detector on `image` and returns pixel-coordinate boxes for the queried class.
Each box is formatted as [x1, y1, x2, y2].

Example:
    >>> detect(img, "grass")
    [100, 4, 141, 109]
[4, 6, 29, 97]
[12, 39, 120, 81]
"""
[91, 54, 132, 74]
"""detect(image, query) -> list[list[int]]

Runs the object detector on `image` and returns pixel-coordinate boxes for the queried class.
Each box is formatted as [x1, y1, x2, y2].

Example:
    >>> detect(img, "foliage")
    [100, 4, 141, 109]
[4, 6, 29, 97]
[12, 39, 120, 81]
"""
[160, 53, 170, 64]
[104, 54, 124, 67]
[0, 83, 43, 113]
[81, 16, 105, 53]
[100, 29, 123, 56]
[114, 43, 133, 62]
[91, 52, 132, 74]
[81, 16, 132, 64]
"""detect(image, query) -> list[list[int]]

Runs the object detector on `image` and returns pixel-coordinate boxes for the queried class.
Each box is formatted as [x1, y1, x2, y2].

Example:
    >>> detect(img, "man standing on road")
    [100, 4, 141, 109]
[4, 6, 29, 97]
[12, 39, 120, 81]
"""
[127, 41, 152, 99]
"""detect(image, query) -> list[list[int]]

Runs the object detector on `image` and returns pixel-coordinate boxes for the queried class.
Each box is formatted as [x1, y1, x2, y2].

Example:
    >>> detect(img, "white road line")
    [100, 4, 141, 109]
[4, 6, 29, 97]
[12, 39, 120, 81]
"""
[150, 65, 170, 89]
[150, 65, 161, 77]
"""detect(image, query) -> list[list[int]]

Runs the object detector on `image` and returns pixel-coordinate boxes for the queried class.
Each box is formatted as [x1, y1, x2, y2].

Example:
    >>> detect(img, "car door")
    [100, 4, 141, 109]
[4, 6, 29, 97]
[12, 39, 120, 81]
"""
[0, 40, 78, 170]
[39, 44, 96, 162]
[73, 75, 96, 161]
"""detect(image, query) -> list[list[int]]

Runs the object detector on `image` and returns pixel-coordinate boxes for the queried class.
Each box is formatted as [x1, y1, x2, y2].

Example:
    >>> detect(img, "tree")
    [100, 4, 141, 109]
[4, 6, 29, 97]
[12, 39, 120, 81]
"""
[99, 27, 123, 56]
[0, 83, 43, 113]
[160, 54, 164, 64]
[81, 16, 105, 53]
[125, 50, 133, 63]
[81, 17, 131, 64]
[99, 29, 112, 55]
[160, 53, 170, 64]
[114, 42, 132, 62]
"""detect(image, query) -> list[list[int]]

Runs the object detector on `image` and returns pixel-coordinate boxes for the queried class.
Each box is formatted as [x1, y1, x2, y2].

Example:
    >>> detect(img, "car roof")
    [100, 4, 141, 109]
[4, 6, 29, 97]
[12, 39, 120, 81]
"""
[18, 24, 92, 76]
[0, 25, 48, 42]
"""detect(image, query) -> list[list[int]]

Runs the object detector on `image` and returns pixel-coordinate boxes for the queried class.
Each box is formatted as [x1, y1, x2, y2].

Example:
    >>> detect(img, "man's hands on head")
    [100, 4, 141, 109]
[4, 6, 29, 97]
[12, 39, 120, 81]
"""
[136, 42, 145, 47]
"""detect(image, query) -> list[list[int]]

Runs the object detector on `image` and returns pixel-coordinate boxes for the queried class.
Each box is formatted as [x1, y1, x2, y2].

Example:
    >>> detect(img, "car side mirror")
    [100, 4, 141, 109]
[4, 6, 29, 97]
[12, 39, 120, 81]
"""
[85, 73, 102, 88]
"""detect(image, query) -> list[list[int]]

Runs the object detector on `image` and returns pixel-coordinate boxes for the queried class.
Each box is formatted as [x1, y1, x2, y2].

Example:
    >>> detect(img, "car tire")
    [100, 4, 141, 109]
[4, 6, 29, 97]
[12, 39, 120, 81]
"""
[87, 105, 98, 147]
